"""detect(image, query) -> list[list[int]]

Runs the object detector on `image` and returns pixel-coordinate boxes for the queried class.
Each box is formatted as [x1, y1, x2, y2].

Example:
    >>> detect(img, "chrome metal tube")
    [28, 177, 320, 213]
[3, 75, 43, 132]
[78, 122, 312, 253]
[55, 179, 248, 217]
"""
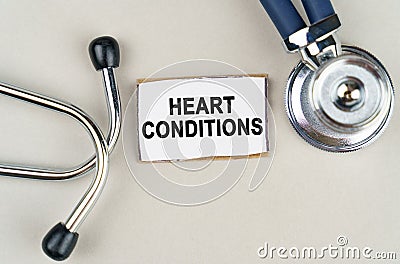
[0, 67, 120, 180]
[102, 67, 121, 152]
[0, 81, 109, 232]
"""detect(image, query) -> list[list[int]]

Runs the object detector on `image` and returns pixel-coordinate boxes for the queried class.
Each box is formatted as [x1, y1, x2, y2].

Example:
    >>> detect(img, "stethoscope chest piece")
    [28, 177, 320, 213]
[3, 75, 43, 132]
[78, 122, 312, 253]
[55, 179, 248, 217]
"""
[260, 0, 394, 152]
[286, 46, 394, 152]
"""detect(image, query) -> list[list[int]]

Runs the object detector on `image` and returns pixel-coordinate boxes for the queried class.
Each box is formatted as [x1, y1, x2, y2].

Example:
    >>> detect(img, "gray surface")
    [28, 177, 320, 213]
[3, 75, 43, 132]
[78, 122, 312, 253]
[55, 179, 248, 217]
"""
[0, 0, 399, 263]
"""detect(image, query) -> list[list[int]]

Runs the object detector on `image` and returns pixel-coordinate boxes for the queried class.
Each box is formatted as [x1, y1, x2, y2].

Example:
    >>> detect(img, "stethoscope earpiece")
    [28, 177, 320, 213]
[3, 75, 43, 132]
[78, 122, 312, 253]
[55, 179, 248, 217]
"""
[260, 0, 394, 152]
[42, 223, 79, 261]
[89, 36, 120, 70]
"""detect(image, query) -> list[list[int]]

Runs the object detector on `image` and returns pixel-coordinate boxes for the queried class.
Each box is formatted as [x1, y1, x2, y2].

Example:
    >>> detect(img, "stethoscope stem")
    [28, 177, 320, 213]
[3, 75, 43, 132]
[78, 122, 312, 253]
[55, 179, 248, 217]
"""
[260, 0, 341, 71]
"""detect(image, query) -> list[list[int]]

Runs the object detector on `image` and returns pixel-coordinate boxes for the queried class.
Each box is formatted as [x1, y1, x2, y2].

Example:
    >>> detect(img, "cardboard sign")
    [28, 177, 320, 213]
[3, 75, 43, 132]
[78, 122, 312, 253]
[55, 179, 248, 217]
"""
[137, 75, 269, 162]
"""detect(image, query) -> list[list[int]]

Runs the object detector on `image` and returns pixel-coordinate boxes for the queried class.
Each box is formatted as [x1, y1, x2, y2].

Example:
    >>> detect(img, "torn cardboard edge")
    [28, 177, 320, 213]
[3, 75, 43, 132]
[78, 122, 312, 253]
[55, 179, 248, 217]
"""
[137, 73, 268, 84]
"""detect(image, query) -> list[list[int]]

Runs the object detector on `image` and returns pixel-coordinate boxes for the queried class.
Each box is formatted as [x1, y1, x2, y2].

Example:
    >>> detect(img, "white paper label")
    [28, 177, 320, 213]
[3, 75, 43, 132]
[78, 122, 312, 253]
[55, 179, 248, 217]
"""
[137, 75, 269, 161]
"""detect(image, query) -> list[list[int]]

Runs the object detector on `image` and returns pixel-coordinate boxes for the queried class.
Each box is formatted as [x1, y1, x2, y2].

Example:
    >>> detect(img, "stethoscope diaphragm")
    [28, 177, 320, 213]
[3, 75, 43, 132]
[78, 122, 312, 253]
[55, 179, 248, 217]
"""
[286, 45, 394, 152]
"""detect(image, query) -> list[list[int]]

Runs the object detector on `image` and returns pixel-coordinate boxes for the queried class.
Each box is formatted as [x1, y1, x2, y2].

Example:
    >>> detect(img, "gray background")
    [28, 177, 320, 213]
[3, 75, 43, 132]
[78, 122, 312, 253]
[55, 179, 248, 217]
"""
[0, 0, 399, 263]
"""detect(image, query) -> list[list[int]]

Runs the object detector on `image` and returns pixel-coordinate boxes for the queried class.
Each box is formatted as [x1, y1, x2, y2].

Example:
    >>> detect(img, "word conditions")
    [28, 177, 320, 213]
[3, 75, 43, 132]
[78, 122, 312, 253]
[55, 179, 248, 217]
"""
[142, 96, 263, 139]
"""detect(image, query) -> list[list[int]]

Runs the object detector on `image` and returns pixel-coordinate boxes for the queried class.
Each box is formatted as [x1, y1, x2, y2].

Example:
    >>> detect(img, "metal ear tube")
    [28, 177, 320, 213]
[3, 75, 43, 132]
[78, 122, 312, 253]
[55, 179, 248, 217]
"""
[260, 0, 394, 152]
[0, 36, 121, 180]
[0, 36, 121, 261]
[41, 36, 121, 261]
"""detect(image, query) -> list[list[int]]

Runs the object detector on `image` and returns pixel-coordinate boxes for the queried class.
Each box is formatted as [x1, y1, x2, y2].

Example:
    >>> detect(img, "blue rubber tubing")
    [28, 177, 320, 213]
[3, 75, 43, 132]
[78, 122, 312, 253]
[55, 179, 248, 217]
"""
[259, 0, 306, 39]
[301, 0, 335, 25]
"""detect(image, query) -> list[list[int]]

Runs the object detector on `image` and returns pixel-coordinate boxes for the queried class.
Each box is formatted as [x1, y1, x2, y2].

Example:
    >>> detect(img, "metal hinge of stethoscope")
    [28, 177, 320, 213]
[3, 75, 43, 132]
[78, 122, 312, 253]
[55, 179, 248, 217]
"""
[0, 36, 121, 261]
[260, 0, 394, 152]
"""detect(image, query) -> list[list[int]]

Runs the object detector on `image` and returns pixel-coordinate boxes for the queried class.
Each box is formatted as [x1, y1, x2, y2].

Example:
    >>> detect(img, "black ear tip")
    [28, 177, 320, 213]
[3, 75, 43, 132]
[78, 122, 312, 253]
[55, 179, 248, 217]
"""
[42, 223, 79, 261]
[89, 36, 120, 70]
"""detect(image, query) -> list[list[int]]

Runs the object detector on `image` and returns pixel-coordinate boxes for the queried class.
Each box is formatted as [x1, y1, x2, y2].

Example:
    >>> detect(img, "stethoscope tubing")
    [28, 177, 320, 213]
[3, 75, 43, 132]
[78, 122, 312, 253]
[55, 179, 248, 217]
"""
[259, 0, 335, 39]
[301, 0, 335, 25]
[259, 0, 306, 39]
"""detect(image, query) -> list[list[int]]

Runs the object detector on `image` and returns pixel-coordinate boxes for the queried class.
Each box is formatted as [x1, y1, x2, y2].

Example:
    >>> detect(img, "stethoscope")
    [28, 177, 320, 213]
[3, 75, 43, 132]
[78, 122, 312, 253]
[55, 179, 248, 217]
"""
[0, 36, 121, 261]
[259, 0, 394, 152]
